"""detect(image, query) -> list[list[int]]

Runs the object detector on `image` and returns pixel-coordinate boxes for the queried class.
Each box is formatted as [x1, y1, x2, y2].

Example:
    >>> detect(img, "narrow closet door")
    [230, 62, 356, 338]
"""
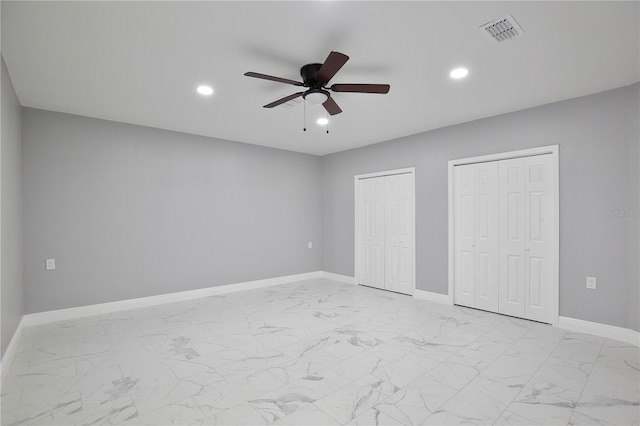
[499, 155, 554, 321]
[499, 158, 527, 318]
[359, 177, 385, 289]
[385, 173, 414, 295]
[474, 162, 500, 312]
[523, 155, 554, 322]
[454, 164, 476, 307]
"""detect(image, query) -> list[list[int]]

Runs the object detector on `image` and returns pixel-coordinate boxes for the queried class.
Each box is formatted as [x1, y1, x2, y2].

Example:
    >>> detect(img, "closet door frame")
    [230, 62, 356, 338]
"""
[355, 167, 416, 296]
[448, 146, 559, 326]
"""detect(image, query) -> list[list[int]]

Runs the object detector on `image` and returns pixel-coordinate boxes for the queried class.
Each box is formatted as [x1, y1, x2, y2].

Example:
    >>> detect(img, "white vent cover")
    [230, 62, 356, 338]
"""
[480, 15, 524, 42]
[282, 98, 303, 109]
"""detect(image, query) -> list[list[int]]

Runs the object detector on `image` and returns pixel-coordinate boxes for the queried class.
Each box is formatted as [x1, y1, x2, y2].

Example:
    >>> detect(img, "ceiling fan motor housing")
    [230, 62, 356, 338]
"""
[301, 63, 330, 104]
[300, 63, 324, 87]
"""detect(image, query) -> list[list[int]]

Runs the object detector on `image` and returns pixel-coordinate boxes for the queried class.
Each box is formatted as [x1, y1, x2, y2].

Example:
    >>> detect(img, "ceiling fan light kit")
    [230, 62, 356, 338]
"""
[244, 51, 390, 117]
[303, 89, 329, 105]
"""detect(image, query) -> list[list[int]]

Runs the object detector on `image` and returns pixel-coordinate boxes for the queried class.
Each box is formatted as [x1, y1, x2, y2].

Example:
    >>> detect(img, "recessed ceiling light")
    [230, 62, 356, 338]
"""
[449, 68, 469, 79]
[196, 85, 213, 96]
[317, 118, 329, 126]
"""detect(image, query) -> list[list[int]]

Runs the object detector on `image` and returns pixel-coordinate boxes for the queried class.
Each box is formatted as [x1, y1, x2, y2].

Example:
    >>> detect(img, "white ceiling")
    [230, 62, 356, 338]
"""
[2, 1, 638, 156]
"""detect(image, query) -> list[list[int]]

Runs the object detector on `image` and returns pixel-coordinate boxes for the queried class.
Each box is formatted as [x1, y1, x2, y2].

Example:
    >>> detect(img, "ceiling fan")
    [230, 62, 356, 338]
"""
[244, 51, 390, 116]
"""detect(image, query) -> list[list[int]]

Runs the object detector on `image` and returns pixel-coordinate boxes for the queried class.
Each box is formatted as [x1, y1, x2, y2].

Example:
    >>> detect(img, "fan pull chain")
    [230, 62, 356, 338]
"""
[303, 100, 307, 132]
[326, 111, 329, 134]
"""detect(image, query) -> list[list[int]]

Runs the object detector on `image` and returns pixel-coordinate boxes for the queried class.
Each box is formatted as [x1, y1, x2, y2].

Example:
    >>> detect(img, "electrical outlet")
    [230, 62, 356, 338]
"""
[45, 258, 56, 270]
[308, 242, 313, 249]
[586, 276, 597, 290]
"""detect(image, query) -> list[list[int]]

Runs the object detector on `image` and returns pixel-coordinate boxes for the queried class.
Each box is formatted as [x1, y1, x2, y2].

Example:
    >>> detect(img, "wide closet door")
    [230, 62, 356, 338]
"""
[358, 172, 414, 295]
[453, 154, 554, 323]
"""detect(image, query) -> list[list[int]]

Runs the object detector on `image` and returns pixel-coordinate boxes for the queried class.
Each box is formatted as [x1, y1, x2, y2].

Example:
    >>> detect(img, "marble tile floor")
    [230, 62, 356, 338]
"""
[1, 279, 638, 425]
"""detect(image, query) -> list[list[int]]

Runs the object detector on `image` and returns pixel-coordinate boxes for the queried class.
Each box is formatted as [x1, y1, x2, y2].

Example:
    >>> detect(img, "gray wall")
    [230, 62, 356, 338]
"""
[1, 56, 24, 357]
[322, 83, 639, 330]
[628, 85, 640, 332]
[22, 109, 322, 313]
[16, 80, 640, 332]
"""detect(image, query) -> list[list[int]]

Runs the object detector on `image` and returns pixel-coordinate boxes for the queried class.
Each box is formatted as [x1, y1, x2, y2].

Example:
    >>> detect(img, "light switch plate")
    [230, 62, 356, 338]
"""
[586, 276, 596, 290]
[46, 258, 56, 270]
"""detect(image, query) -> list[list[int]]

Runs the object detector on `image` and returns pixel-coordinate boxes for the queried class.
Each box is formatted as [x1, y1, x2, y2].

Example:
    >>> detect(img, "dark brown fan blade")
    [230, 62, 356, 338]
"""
[330, 84, 390, 94]
[322, 96, 342, 115]
[244, 72, 304, 86]
[263, 92, 304, 108]
[316, 51, 349, 84]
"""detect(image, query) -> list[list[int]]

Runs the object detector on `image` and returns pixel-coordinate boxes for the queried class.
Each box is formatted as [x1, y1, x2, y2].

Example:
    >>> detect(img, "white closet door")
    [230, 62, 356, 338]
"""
[454, 164, 477, 307]
[499, 158, 527, 318]
[385, 173, 414, 295]
[454, 163, 499, 310]
[523, 155, 554, 322]
[359, 177, 385, 289]
[499, 155, 553, 321]
[452, 150, 557, 324]
[474, 162, 500, 312]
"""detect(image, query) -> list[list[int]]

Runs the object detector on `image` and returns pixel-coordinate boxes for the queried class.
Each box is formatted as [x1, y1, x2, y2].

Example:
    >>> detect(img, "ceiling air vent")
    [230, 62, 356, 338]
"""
[282, 98, 303, 109]
[480, 15, 524, 42]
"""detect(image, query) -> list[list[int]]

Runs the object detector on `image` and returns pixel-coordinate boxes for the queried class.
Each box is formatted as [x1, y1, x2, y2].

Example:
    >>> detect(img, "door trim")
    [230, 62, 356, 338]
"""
[448, 146, 559, 326]
[355, 167, 416, 295]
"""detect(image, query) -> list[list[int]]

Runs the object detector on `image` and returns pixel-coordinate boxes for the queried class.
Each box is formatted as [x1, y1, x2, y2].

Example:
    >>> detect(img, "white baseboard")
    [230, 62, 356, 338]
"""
[1, 316, 26, 384]
[22, 271, 324, 327]
[319, 272, 355, 285]
[410, 294, 638, 347]
[559, 316, 639, 347]
[413, 289, 451, 305]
